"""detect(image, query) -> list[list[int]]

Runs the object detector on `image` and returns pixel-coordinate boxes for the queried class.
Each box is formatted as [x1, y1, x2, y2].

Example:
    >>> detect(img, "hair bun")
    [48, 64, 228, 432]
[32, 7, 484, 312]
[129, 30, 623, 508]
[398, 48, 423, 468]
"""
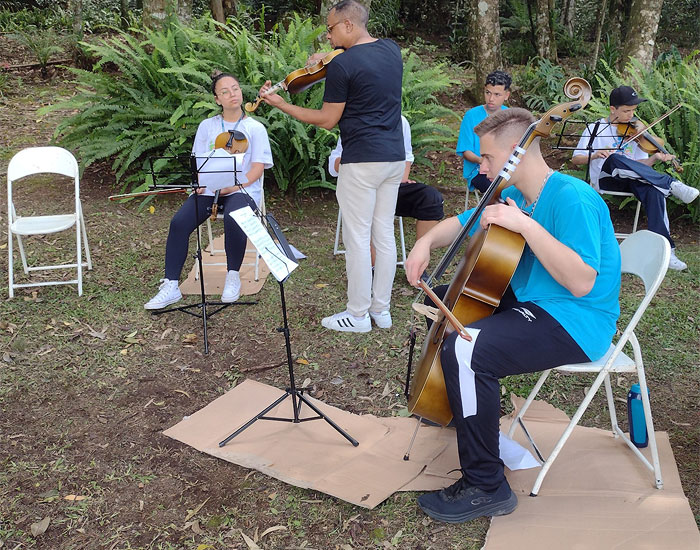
[211, 69, 223, 80]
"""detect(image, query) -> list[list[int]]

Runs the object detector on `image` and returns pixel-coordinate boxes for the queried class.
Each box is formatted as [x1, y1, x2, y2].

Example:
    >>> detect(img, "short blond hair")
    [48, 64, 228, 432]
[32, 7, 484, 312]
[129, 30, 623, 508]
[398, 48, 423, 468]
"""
[475, 108, 535, 141]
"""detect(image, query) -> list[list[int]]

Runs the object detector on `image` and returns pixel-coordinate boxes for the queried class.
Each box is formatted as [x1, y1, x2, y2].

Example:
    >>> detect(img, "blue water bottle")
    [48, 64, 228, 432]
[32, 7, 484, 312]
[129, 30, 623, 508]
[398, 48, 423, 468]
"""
[627, 383, 649, 448]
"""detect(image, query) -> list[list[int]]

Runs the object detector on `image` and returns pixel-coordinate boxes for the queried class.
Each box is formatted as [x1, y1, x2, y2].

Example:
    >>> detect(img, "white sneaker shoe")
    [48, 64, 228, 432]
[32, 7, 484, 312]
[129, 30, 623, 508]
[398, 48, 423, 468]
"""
[321, 311, 371, 333]
[668, 250, 687, 271]
[221, 270, 241, 303]
[144, 279, 182, 309]
[369, 310, 392, 329]
[670, 181, 699, 204]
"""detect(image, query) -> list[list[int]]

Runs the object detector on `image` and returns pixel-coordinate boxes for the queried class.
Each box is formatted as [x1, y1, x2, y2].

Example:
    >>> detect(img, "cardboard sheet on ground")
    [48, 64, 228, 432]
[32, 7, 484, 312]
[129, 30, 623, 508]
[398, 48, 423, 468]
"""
[164, 382, 699, 548]
[179, 235, 268, 295]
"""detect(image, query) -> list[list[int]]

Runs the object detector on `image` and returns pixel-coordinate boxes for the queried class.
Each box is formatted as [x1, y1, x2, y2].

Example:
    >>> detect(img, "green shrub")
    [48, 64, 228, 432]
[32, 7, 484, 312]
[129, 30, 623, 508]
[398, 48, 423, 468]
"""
[10, 26, 65, 78]
[513, 57, 567, 112]
[586, 52, 700, 222]
[41, 14, 457, 196]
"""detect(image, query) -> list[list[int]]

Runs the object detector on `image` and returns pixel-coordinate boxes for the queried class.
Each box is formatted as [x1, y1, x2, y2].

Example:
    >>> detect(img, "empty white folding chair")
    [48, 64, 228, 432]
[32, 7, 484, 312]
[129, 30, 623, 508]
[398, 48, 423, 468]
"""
[598, 188, 642, 240]
[333, 209, 407, 267]
[507, 230, 670, 496]
[7, 146, 92, 297]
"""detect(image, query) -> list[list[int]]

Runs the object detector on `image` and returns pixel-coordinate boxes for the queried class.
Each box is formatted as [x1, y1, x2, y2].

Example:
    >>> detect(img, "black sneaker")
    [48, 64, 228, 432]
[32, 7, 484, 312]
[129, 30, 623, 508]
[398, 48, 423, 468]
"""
[417, 477, 517, 523]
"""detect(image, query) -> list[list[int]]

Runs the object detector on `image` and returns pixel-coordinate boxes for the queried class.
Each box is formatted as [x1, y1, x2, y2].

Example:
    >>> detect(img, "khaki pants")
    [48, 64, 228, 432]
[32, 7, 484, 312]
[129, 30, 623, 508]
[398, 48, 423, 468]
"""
[336, 161, 404, 317]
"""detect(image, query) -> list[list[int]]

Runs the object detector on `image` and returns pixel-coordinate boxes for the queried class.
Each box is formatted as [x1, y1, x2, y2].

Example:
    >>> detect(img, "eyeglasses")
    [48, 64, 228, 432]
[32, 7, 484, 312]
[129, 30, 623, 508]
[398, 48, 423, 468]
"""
[326, 20, 341, 33]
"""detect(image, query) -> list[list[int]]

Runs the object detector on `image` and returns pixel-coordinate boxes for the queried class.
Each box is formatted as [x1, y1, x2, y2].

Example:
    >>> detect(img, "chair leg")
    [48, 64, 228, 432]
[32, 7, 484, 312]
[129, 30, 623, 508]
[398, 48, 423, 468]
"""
[631, 200, 641, 234]
[397, 216, 406, 267]
[76, 220, 83, 296]
[16, 233, 29, 274]
[8, 225, 14, 299]
[206, 218, 217, 255]
[507, 369, 552, 438]
[530, 368, 610, 496]
[333, 209, 343, 255]
[603, 373, 620, 436]
[79, 203, 92, 270]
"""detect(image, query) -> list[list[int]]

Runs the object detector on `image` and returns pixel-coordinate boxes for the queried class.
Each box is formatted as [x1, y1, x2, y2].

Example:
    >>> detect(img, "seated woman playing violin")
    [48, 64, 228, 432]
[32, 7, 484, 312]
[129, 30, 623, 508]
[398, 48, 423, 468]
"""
[405, 108, 621, 524]
[144, 71, 273, 309]
[572, 85, 698, 271]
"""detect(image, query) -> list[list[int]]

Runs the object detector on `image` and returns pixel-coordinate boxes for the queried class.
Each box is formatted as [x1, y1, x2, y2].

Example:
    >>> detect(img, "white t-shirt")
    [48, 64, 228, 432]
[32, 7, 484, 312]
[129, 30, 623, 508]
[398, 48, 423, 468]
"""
[192, 114, 273, 207]
[328, 115, 413, 177]
[573, 118, 648, 190]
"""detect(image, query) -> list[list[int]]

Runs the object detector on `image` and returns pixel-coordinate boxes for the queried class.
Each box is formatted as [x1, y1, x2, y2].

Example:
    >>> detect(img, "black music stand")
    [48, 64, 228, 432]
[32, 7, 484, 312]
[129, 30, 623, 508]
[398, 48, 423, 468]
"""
[148, 152, 256, 354]
[218, 211, 358, 448]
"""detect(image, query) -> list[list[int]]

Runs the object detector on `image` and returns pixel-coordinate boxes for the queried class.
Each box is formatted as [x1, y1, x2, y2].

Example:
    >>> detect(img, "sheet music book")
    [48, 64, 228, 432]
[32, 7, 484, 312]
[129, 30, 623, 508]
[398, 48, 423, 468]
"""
[197, 150, 245, 192]
[230, 206, 298, 282]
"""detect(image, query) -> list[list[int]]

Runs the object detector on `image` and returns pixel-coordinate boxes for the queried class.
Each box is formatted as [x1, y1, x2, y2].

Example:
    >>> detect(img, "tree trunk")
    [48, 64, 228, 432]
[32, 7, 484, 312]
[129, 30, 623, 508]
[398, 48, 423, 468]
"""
[70, 0, 83, 40]
[177, 0, 192, 23]
[535, 0, 557, 61]
[559, 0, 575, 37]
[591, 0, 609, 71]
[142, 0, 171, 28]
[222, 0, 236, 18]
[210, 0, 224, 22]
[120, 0, 129, 29]
[620, 0, 663, 70]
[608, 0, 626, 46]
[469, 0, 501, 99]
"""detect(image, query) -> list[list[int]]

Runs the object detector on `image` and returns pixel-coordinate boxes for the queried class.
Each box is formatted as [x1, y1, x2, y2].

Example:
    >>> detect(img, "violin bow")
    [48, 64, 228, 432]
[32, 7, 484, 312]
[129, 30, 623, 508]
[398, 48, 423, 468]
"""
[108, 188, 188, 201]
[620, 103, 682, 146]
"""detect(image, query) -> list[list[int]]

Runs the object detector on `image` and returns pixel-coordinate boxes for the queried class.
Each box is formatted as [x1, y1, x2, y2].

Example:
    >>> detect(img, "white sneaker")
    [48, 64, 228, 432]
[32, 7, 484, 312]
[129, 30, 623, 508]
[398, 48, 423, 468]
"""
[321, 311, 371, 333]
[668, 250, 687, 271]
[369, 310, 392, 329]
[221, 270, 241, 302]
[144, 279, 182, 309]
[670, 181, 699, 204]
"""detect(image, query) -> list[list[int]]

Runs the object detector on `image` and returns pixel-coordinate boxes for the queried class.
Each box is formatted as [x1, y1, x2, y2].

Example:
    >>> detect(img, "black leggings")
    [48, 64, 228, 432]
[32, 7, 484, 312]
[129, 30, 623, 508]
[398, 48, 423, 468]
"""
[164, 192, 255, 280]
[427, 285, 589, 492]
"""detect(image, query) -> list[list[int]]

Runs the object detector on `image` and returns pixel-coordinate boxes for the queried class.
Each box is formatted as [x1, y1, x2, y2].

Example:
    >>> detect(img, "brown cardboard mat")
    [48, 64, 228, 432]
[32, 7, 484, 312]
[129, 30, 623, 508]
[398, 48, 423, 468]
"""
[179, 234, 268, 296]
[164, 381, 700, 548]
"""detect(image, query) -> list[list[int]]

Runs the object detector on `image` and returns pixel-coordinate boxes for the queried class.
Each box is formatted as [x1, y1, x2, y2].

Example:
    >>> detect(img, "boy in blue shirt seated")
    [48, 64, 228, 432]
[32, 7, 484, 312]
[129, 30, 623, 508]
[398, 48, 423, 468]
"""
[405, 108, 621, 524]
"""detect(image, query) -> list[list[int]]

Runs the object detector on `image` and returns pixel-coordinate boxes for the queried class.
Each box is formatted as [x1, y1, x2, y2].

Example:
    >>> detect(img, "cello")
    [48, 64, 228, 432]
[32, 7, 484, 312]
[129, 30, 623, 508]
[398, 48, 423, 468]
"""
[406, 78, 593, 426]
[245, 49, 343, 113]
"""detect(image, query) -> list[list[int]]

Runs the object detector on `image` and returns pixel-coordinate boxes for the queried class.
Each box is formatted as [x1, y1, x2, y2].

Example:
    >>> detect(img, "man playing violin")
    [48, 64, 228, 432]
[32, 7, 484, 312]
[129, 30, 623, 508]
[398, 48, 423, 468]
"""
[405, 108, 621, 523]
[258, 0, 405, 333]
[572, 85, 698, 271]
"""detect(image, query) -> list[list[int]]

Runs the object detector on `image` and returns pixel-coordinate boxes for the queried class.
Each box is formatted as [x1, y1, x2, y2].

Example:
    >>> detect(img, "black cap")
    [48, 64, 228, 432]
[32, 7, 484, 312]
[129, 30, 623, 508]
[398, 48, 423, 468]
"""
[609, 86, 647, 107]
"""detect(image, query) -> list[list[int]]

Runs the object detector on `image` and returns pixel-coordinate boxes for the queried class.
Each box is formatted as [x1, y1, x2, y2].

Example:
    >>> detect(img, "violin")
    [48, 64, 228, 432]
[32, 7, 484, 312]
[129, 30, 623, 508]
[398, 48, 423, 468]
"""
[245, 49, 344, 112]
[407, 78, 592, 426]
[209, 129, 249, 219]
[616, 116, 683, 172]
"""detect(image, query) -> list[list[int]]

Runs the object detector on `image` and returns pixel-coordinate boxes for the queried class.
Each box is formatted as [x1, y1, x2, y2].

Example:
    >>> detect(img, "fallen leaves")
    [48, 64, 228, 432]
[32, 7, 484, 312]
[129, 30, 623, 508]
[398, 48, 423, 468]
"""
[30, 516, 50, 536]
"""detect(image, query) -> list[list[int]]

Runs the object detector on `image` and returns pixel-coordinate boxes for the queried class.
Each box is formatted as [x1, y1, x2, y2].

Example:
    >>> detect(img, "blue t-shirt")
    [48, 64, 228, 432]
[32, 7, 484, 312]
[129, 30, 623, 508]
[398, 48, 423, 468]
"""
[456, 105, 508, 188]
[457, 172, 621, 360]
[323, 40, 404, 164]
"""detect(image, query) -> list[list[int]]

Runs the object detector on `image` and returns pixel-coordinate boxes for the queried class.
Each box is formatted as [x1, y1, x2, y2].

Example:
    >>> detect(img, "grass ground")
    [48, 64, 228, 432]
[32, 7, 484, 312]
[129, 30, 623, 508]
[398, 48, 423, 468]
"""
[0, 37, 698, 550]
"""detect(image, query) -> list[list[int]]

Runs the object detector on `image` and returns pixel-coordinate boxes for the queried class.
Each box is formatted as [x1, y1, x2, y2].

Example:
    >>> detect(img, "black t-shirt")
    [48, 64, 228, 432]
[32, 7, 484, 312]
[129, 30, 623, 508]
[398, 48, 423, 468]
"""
[323, 39, 404, 164]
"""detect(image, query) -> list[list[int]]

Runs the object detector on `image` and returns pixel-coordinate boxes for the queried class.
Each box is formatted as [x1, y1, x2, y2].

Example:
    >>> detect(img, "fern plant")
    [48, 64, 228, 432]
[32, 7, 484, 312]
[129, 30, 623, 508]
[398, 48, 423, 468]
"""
[41, 13, 458, 196]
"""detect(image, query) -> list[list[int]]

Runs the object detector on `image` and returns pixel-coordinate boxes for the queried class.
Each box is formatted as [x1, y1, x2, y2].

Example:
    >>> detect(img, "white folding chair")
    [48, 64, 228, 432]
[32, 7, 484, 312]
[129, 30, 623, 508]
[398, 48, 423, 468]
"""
[333, 209, 407, 267]
[599, 188, 642, 240]
[7, 146, 92, 298]
[465, 187, 480, 210]
[197, 187, 265, 281]
[508, 230, 670, 496]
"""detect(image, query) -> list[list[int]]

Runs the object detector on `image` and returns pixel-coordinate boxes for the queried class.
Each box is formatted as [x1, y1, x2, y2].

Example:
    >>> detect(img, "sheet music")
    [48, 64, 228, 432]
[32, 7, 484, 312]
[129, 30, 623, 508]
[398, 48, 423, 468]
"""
[230, 206, 298, 282]
[197, 150, 245, 192]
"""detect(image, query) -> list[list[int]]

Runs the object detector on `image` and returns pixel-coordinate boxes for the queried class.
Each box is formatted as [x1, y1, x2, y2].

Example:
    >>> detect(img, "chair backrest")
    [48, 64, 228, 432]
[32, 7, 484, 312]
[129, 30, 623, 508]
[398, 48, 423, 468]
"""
[616, 230, 670, 342]
[8, 147, 79, 182]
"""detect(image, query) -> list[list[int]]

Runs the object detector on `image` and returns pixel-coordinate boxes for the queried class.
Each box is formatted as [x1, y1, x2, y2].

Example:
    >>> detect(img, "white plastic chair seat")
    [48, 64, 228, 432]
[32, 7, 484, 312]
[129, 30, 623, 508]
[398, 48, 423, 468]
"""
[556, 344, 635, 373]
[598, 189, 642, 240]
[11, 214, 77, 235]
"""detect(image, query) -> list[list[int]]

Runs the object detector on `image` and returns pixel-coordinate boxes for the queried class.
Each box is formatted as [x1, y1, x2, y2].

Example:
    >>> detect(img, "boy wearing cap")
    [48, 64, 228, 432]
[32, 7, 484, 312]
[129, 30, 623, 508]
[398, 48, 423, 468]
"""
[572, 85, 698, 271]
[457, 70, 511, 195]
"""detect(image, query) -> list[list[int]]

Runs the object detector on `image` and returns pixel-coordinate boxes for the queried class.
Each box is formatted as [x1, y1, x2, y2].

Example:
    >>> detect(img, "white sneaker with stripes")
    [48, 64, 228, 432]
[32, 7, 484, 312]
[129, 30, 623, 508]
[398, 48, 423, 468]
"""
[321, 311, 371, 333]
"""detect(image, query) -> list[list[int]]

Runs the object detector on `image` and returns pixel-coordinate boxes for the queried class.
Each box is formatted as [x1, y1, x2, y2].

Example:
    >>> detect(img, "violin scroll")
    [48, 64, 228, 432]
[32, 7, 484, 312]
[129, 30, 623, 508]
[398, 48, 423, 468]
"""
[532, 77, 592, 139]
